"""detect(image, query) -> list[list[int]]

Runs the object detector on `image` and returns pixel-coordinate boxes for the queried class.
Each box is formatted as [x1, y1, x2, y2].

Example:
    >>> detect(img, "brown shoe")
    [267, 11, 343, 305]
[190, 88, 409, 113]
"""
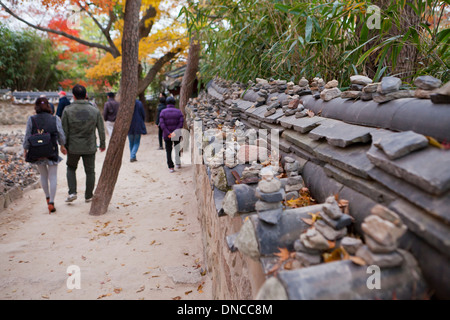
[48, 203, 56, 214]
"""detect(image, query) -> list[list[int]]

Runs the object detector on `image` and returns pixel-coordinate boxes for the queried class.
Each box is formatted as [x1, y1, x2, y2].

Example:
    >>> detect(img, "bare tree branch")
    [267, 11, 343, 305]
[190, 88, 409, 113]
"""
[78, 4, 120, 57]
[137, 47, 183, 95]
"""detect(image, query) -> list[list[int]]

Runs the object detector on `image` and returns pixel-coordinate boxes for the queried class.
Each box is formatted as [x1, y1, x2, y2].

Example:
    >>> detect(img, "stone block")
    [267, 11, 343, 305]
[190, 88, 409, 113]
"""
[308, 121, 374, 147]
[367, 166, 450, 224]
[314, 143, 374, 179]
[367, 144, 450, 196]
[323, 164, 396, 205]
[373, 130, 428, 160]
[282, 129, 323, 155]
[291, 116, 326, 133]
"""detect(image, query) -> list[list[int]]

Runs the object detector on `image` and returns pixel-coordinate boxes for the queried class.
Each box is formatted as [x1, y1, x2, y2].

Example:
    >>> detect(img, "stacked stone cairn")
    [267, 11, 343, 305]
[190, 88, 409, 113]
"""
[228, 102, 241, 127]
[255, 167, 285, 224]
[310, 77, 326, 99]
[283, 96, 305, 117]
[264, 97, 281, 117]
[430, 80, 450, 104]
[341, 75, 374, 100]
[283, 157, 303, 200]
[293, 196, 353, 267]
[355, 204, 408, 268]
[373, 76, 415, 103]
[320, 79, 341, 101]
[295, 77, 312, 96]
[414, 75, 442, 99]
[241, 161, 263, 183]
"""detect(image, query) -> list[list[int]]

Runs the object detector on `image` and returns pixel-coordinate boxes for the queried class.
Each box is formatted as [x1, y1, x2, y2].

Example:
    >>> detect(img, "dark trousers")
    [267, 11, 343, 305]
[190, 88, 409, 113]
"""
[66, 152, 96, 199]
[158, 126, 163, 148]
[164, 138, 181, 169]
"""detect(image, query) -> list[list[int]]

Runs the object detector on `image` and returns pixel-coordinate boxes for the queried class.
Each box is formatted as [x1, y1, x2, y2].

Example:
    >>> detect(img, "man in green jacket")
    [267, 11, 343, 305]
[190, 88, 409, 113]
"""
[61, 84, 106, 203]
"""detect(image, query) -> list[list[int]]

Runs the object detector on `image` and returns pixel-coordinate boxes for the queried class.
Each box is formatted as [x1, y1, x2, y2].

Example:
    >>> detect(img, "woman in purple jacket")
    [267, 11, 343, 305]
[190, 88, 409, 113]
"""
[158, 96, 184, 172]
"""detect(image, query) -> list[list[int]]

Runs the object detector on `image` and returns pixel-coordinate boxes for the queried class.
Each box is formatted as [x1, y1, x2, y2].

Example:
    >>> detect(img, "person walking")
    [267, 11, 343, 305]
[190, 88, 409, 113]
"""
[128, 99, 147, 162]
[23, 97, 67, 214]
[61, 84, 106, 203]
[156, 95, 166, 150]
[56, 91, 71, 117]
[103, 92, 119, 137]
[158, 96, 184, 173]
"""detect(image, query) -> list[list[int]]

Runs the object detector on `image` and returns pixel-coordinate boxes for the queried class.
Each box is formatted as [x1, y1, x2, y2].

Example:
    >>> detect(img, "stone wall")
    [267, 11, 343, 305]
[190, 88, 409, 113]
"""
[193, 161, 266, 299]
[0, 102, 35, 125]
[189, 77, 450, 300]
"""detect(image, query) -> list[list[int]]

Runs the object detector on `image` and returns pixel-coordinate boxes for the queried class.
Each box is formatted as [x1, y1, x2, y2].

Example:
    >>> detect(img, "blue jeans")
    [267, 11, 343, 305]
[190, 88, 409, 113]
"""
[128, 134, 141, 160]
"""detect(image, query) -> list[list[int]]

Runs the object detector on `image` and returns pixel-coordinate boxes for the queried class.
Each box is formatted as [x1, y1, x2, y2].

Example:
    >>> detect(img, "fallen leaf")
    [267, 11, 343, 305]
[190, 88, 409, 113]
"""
[185, 290, 192, 295]
[306, 109, 315, 117]
[172, 296, 182, 300]
[426, 136, 445, 149]
[274, 247, 291, 262]
[349, 255, 367, 266]
[327, 240, 336, 249]
[136, 286, 145, 293]
[197, 283, 204, 293]
[283, 260, 293, 270]
[301, 218, 315, 225]
[114, 288, 122, 294]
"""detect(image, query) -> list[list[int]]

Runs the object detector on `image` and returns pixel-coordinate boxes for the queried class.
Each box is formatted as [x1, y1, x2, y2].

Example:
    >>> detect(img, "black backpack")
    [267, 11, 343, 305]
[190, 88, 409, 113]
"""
[25, 116, 58, 162]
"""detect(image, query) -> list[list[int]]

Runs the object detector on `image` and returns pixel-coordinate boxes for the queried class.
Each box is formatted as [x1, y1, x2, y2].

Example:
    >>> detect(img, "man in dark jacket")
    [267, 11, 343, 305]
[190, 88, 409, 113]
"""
[128, 99, 147, 162]
[159, 96, 184, 172]
[62, 84, 106, 203]
[103, 92, 119, 136]
[56, 91, 71, 117]
[155, 95, 166, 150]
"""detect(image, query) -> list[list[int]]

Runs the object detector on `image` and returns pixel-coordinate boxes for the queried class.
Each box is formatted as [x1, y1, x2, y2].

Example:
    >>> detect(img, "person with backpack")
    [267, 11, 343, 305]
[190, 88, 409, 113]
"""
[61, 84, 106, 203]
[158, 96, 184, 172]
[23, 97, 67, 214]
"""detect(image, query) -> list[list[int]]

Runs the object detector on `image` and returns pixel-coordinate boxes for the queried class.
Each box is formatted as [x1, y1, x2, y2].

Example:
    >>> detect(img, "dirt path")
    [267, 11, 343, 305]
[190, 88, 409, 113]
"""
[0, 124, 212, 300]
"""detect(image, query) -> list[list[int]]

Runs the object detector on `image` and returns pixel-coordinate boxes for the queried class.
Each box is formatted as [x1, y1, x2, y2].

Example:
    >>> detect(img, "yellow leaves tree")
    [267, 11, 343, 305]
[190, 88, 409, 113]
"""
[0, 0, 188, 96]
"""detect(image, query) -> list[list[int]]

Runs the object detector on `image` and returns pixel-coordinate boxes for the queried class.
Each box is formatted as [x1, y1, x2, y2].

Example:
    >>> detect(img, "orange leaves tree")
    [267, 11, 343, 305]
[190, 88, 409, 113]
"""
[0, 0, 188, 97]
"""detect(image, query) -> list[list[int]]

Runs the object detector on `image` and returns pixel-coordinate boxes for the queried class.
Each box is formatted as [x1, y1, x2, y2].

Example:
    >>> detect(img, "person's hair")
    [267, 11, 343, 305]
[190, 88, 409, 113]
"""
[159, 96, 166, 104]
[107, 92, 115, 98]
[160, 92, 167, 98]
[35, 97, 52, 114]
[72, 84, 87, 100]
[166, 96, 176, 105]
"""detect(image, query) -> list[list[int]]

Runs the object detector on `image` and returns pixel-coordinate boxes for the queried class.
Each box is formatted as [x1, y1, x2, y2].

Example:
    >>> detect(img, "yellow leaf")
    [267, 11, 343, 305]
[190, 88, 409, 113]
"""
[426, 136, 444, 149]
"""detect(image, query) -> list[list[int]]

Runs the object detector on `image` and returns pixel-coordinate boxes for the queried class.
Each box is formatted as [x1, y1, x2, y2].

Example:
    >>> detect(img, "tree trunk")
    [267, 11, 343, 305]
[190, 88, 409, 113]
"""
[365, 1, 420, 80]
[179, 35, 201, 121]
[89, 0, 141, 216]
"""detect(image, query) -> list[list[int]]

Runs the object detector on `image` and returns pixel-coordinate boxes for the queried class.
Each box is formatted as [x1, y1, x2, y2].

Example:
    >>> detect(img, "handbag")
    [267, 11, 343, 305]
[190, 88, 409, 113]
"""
[25, 116, 56, 162]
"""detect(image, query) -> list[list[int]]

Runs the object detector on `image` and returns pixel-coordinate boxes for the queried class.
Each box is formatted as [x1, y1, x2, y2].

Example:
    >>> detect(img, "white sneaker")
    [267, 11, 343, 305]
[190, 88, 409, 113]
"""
[65, 194, 77, 202]
[175, 164, 181, 169]
[169, 168, 175, 173]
